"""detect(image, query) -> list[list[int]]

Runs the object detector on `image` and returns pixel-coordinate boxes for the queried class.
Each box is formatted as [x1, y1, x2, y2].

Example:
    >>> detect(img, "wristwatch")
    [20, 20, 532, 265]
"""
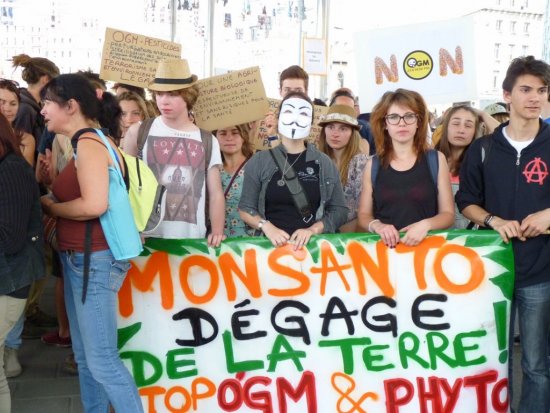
[258, 219, 269, 231]
[484, 214, 495, 228]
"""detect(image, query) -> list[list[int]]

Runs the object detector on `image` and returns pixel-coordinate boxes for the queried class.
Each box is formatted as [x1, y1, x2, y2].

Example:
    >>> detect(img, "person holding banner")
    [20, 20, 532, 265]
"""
[215, 123, 255, 237]
[38, 74, 144, 413]
[434, 105, 480, 229]
[357, 88, 454, 247]
[457, 56, 550, 413]
[123, 58, 225, 248]
[239, 91, 348, 249]
[318, 104, 368, 232]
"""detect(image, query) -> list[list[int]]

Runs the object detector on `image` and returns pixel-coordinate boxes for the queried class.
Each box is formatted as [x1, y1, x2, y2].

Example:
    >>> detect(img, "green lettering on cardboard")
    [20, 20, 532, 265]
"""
[267, 334, 306, 372]
[453, 330, 487, 367]
[120, 351, 162, 387]
[362, 344, 394, 372]
[223, 330, 264, 373]
[318, 337, 371, 374]
[398, 331, 429, 369]
[166, 348, 198, 379]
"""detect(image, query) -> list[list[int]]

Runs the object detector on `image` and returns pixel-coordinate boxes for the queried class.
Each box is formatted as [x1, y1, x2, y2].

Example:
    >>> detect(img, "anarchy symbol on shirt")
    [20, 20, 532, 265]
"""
[522, 157, 548, 185]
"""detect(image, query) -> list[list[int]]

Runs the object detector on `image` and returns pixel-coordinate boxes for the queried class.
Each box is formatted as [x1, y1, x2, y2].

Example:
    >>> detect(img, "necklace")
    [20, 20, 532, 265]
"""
[277, 150, 304, 186]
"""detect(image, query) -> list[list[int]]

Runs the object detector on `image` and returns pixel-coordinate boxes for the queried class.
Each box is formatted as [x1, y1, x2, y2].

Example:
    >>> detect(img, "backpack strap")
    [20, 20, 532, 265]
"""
[370, 155, 380, 188]
[269, 148, 313, 222]
[199, 129, 213, 230]
[426, 149, 439, 194]
[371, 150, 439, 192]
[480, 135, 493, 164]
[137, 118, 155, 159]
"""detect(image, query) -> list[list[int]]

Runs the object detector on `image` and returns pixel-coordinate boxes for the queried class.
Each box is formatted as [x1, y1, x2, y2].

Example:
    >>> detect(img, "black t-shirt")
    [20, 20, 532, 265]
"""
[373, 156, 437, 230]
[265, 151, 321, 234]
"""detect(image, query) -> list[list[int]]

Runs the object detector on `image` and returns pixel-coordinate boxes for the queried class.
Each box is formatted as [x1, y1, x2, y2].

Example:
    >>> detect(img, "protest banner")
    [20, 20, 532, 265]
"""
[100, 27, 181, 88]
[118, 231, 514, 412]
[354, 16, 477, 110]
[193, 67, 269, 132]
[252, 99, 328, 150]
[303, 38, 327, 76]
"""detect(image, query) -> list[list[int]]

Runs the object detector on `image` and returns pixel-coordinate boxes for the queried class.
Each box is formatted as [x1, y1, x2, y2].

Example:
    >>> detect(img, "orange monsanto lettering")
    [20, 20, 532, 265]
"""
[396, 236, 446, 290]
[310, 242, 352, 296]
[219, 249, 262, 301]
[180, 256, 219, 304]
[267, 245, 310, 297]
[118, 252, 174, 318]
[433, 244, 485, 294]
[347, 241, 393, 297]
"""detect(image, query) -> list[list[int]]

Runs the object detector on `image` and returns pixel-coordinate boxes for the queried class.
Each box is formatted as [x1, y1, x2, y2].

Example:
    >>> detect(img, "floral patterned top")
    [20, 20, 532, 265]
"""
[343, 153, 369, 223]
[221, 166, 250, 237]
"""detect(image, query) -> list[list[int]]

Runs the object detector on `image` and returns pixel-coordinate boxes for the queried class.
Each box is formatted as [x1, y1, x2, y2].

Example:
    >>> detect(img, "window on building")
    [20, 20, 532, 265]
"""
[522, 45, 528, 54]
[494, 43, 500, 59]
[510, 21, 516, 33]
[496, 0, 501, 4]
[524, 22, 530, 33]
[511, 0, 515, 6]
[509, 44, 515, 60]
[496, 20, 502, 30]
[493, 72, 499, 89]
[524, 0, 528, 7]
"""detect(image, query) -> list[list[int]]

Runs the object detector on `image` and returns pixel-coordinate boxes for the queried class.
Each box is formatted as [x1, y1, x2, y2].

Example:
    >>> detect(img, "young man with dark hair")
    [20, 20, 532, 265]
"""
[279, 65, 309, 96]
[265, 65, 310, 139]
[456, 55, 550, 412]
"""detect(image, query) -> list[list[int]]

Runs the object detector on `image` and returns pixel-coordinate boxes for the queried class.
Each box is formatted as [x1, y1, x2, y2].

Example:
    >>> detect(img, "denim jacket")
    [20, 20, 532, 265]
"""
[239, 143, 348, 234]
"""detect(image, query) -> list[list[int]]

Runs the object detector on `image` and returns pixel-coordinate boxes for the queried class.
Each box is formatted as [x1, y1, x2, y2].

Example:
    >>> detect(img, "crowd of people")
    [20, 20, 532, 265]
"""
[0, 52, 549, 413]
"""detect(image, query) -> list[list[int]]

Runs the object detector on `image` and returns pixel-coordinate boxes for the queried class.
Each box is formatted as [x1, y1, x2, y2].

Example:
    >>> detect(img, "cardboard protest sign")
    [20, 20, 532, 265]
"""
[100, 27, 181, 88]
[193, 67, 269, 132]
[354, 16, 476, 110]
[252, 99, 329, 150]
[118, 231, 514, 412]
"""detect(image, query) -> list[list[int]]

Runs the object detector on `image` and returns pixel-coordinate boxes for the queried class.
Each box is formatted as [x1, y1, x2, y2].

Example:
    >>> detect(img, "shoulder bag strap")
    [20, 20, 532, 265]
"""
[137, 118, 155, 159]
[269, 148, 313, 222]
[223, 157, 249, 199]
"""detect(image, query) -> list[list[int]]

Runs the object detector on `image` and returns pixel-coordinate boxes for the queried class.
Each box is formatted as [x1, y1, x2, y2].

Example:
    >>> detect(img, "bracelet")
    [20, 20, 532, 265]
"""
[483, 214, 495, 229]
[258, 219, 269, 231]
[368, 219, 380, 233]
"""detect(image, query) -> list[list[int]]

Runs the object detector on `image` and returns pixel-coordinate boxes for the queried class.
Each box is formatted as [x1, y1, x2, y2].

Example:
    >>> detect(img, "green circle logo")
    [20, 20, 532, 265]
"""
[403, 51, 433, 80]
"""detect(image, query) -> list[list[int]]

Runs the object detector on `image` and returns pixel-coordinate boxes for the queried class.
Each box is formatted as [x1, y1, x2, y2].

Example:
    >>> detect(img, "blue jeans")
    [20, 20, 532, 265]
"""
[513, 281, 550, 412]
[4, 312, 23, 349]
[61, 249, 143, 413]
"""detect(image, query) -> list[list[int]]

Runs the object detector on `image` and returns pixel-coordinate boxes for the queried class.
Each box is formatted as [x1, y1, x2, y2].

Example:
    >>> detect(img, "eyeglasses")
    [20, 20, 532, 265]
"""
[385, 113, 418, 125]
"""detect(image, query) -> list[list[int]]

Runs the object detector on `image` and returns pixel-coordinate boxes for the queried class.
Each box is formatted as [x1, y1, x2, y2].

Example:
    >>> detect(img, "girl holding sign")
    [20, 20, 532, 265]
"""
[358, 89, 454, 247]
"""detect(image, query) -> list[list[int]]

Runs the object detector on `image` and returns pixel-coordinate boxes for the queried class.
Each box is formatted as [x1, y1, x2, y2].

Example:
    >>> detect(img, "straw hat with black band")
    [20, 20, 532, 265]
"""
[318, 104, 361, 130]
[149, 58, 198, 92]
